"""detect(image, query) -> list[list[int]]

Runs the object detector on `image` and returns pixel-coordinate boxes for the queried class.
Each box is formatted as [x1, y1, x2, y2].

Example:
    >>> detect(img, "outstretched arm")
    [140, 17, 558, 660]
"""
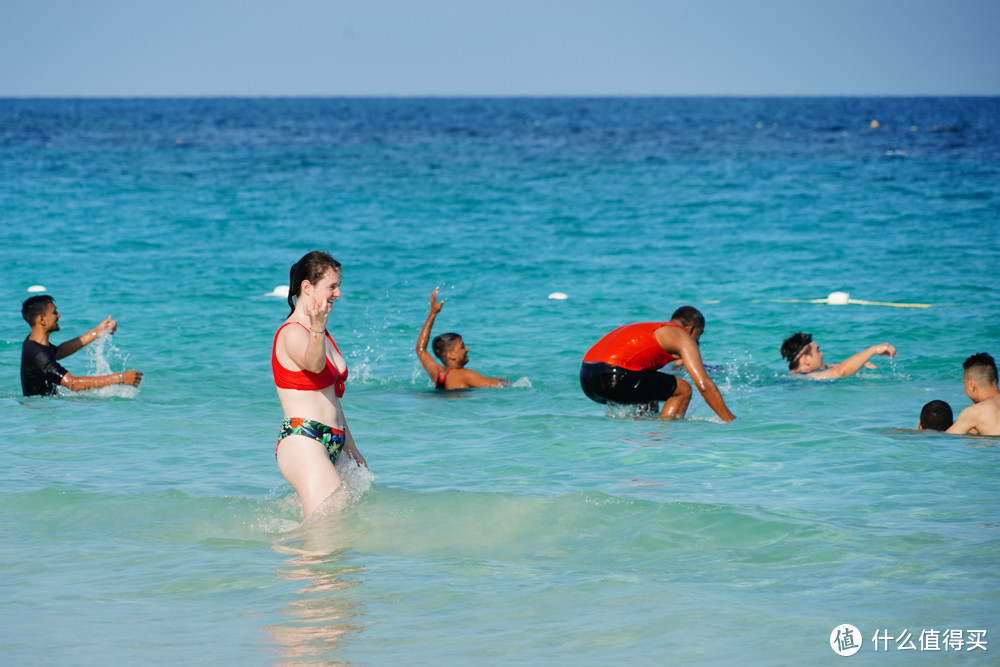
[682, 355, 735, 422]
[57, 316, 117, 359]
[416, 288, 445, 381]
[448, 368, 510, 389]
[61, 369, 142, 391]
[667, 329, 736, 422]
[808, 343, 896, 379]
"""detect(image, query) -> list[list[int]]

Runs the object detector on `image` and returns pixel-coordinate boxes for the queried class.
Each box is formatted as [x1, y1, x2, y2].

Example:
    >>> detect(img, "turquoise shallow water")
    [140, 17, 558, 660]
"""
[1, 97, 998, 664]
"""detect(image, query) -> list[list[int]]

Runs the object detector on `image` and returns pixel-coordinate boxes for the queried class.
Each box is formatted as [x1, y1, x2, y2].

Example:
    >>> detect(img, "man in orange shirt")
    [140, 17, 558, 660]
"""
[580, 306, 735, 422]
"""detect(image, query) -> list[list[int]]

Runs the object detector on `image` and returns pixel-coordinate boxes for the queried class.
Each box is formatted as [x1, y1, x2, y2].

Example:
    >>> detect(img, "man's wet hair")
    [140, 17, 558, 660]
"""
[780, 332, 813, 371]
[22, 295, 54, 325]
[671, 306, 705, 332]
[963, 352, 998, 387]
[920, 400, 953, 431]
[432, 333, 462, 362]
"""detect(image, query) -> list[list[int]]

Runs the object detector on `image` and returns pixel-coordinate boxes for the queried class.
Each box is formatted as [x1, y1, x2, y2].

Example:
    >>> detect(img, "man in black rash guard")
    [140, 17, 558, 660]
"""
[20, 295, 142, 396]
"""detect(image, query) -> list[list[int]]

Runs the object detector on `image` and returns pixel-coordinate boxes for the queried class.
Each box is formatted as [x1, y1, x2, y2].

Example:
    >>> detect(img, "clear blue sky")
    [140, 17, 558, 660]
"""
[2, 0, 997, 96]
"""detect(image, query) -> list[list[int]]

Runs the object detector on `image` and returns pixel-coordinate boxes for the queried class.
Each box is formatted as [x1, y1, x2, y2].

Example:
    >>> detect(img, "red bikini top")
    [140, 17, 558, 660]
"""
[272, 322, 348, 398]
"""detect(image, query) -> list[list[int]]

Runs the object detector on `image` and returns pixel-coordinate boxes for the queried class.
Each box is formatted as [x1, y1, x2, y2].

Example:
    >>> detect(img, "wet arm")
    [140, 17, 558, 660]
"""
[945, 405, 980, 435]
[688, 369, 736, 423]
[456, 369, 510, 389]
[811, 343, 896, 379]
[282, 325, 329, 373]
[678, 338, 736, 423]
[56, 316, 116, 359]
[61, 370, 142, 391]
[416, 290, 444, 379]
[342, 421, 368, 468]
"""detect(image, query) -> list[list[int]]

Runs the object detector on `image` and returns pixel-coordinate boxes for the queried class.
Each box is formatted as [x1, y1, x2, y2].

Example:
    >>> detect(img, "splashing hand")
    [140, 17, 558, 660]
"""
[96, 316, 118, 337]
[429, 287, 444, 315]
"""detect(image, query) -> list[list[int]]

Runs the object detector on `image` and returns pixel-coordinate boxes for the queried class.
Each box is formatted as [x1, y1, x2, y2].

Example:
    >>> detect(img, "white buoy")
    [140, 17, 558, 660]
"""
[827, 291, 850, 305]
[548, 292, 568, 300]
[27, 285, 47, 293]
[268, 285, 289, 298]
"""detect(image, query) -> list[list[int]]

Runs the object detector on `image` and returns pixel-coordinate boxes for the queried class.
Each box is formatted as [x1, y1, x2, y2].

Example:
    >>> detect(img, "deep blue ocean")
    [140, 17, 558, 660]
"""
[1, 97, 998, 664]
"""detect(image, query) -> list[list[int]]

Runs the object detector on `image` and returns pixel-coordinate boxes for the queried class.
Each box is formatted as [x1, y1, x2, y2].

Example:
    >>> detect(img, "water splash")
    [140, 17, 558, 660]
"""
[335, 454, 374, 505]
[347, 343, 384, 384]
[83, 332, 138, 398]
[716, 352, 766, 398]
[605, 402, 660, 420]
[270, 454, 375, 527]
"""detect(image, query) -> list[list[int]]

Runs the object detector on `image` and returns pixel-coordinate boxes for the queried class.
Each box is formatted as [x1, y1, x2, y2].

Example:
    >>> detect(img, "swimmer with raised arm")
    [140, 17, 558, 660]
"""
[20, 295, 142, 396]
[781, 332, 897, 379]
[946, 353, 1000, 436]
[416, 287, 510, 390]
[580, 306, 736, 422]
[272, 251, 367, 518]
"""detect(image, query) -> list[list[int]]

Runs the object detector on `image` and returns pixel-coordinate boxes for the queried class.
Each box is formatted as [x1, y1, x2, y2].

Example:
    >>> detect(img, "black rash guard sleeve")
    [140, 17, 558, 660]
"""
[21, 339, 68, 396]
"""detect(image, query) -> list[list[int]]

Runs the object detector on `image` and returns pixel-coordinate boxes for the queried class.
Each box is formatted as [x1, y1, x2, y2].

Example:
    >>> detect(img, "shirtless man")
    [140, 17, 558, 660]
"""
[416, 288, 509, 390]
[20, 295, 143, 396]
[579, 306, 736, 422]
[946, 353, 1000, 436]
[780, 332, 896, 379]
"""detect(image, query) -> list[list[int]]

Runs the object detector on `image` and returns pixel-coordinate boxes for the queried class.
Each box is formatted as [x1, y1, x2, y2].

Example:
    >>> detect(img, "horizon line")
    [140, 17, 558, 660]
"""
[2, 93, 999, 100]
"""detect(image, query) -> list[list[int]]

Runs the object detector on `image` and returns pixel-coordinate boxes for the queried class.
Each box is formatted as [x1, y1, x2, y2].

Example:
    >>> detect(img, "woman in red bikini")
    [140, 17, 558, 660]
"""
[272, 251, 367, 517]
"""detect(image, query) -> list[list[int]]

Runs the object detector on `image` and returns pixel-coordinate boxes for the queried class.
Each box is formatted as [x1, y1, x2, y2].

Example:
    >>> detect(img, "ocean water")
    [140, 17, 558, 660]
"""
[1, 97, 998, 665]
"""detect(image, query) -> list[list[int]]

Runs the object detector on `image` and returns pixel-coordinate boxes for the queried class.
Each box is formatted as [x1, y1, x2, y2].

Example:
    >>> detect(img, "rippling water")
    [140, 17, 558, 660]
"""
[1, 97, 998, 664]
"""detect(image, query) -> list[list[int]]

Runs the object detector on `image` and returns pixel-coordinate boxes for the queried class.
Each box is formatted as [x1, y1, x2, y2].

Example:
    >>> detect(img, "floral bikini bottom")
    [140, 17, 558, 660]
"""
[276, 417, 345, 463]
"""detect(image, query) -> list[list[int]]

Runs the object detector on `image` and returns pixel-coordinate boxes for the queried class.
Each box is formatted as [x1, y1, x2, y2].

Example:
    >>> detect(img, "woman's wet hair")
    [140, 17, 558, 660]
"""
[432, 333, 462, 362]
[287, 251, 341, 315]
[781, 332, 813, 370]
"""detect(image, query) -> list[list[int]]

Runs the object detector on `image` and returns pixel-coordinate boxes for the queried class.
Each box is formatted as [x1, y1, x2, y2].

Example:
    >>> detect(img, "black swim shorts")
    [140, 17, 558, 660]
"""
[579, 362, 678, 405]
